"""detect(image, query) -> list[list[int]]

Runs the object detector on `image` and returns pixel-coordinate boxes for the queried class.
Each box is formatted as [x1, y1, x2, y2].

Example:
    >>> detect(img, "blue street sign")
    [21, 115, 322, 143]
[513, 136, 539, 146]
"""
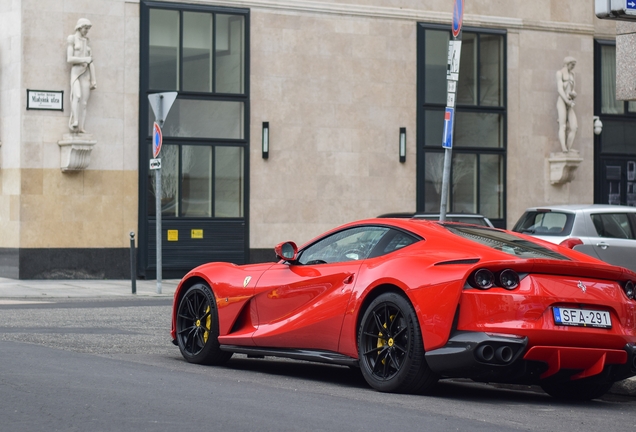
[442, 107, 454, 149]
[452, 0, 464, 38]
[152, 122, 162, 158]
[628, 0, 636, 10]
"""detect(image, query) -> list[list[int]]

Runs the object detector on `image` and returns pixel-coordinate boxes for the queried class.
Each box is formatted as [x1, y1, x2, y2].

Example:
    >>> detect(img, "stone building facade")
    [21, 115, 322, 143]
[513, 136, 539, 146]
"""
[0, 0, 630, 279]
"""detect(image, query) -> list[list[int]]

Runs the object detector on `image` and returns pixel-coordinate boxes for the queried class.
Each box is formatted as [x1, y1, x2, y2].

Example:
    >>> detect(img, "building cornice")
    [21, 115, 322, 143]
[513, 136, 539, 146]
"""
[170, 0, 596, 35]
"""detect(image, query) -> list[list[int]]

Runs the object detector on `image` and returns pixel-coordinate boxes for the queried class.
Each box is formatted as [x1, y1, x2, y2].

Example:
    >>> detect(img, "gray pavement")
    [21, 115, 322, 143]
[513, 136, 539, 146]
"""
[0, 277, 178, 301]
[0, 276, 634, 398]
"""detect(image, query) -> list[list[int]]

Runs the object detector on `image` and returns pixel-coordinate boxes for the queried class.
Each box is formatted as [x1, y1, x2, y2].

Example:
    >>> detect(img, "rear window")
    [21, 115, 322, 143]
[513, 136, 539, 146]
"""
[445, 224, 570, 260]
[416, 215, 489, 226]
[512, 211, 575, 236]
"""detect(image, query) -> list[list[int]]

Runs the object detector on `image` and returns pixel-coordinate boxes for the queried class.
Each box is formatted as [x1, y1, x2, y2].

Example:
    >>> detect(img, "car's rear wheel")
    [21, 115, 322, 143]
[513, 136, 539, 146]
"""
[357, 292, 438, 394]
[540, 378, 613, 400]
[176, 283, 232, 365]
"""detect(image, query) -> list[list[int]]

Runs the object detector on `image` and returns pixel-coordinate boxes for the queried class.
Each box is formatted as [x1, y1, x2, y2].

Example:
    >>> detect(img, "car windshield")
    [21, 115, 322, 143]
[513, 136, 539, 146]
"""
[512, 211, 575, 236]
[445, 224, 570, 260]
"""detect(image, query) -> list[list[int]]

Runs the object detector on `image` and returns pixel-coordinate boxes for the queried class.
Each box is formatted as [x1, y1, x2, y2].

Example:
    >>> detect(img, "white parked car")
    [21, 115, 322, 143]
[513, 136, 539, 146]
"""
[512, 204, 636, 272]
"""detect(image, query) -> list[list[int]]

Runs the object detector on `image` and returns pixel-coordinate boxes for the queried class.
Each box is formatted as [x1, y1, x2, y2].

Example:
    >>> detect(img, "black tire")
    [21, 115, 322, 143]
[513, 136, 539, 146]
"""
[540, 379, 613, 401]
[357, 292, 438, 394]
[176, 283, 232, 365]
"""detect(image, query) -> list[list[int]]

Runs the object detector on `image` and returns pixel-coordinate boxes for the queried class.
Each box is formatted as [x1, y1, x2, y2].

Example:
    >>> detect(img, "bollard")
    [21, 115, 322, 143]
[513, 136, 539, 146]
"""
[130, 232, 137, 294]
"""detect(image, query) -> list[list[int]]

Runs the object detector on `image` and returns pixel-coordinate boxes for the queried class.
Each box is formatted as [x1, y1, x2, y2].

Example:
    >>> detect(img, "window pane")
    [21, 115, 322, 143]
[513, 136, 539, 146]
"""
[181, 146, 212, 217]
[629, 101, 636, 112]
[158, 99, 244, 139]
[215, 146, 244, 217]
[479, 35, 503, 106]
[479, 154, 503, 219]
[457, 33, 477, 105]
[216, 15, 245, 94]
[591, 213, 635, 239]
[601, 45, 623, 114]
[452, 153, 477, 213]
[455, 112, 503, 148]
[148, 144, 179, 217]
[183, 12, 213, 93]
[149, 9, 179, 90]
[424, 109, 444, 146]
[424, 152, 444, 212]
[600, 120, 636, 155]
[424, 30, 449, 105]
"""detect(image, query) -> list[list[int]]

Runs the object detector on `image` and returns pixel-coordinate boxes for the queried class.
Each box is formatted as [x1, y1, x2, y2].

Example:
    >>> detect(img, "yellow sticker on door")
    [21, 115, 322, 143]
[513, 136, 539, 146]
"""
[191, 229, 203, 239]
[167, 230, 178, 241]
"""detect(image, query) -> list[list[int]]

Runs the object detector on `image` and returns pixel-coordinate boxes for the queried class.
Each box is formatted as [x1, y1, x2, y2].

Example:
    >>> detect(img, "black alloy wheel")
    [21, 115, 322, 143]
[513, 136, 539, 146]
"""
[357, 292, 438, 394]
[176, 283, 232, 365]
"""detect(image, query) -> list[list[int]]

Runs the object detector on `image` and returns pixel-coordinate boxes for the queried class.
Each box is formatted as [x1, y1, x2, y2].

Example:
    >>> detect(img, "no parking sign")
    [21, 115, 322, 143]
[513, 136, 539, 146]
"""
[152, 122, 162, 158]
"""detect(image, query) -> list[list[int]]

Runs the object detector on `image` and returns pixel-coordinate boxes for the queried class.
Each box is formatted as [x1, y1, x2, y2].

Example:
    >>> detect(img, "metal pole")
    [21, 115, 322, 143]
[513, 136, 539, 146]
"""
[129, 232, 136, 295]
[156, 168, 162, 294]
[440, 147, 452, 221]
[155, 96, 164, 295]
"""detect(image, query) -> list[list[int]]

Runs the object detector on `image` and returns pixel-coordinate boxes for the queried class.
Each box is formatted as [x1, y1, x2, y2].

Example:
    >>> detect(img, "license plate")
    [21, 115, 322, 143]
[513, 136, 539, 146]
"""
[553, 307, 612, 329]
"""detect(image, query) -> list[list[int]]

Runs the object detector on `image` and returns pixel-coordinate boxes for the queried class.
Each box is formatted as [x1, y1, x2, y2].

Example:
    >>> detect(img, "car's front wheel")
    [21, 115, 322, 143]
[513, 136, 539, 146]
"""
[357, 292, 438, 394]
[176, 283, 232, 365]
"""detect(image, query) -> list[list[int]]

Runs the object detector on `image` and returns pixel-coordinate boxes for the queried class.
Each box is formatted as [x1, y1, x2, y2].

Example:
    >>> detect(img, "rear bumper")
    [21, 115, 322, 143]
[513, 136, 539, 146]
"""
[425, 331, 636, 384]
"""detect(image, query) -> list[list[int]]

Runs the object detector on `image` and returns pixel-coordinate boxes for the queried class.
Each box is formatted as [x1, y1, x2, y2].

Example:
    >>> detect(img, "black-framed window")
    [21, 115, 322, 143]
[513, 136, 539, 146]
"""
[141, 1, 249, 219]
[594, 40, 636, 207]
[417, 24, 506, 227]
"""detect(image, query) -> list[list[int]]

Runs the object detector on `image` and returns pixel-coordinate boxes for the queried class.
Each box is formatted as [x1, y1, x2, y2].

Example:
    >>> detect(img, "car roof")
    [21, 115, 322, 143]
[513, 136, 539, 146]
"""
[522, 204, 636, 213]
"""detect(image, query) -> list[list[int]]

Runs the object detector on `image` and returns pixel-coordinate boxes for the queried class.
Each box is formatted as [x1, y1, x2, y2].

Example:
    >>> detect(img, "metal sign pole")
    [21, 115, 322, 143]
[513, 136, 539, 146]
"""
[148, 91, 177, 295]
[440, 0, 464, 222]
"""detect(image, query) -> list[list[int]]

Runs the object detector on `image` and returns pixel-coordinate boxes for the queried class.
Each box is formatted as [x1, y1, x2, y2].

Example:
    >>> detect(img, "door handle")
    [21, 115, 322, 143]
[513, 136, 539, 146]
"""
[343, 274, 355, 284]
[596, 242, 609, 250]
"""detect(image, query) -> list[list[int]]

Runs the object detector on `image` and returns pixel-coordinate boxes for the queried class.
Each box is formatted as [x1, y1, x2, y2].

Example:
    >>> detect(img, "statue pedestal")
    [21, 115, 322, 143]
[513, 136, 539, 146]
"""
[58, 133, 97, 172]
[548, 150, 583, 185]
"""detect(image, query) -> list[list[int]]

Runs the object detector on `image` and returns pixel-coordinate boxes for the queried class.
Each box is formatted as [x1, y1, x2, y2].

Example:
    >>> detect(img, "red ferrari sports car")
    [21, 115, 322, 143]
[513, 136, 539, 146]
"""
[171, 218, 636, 400]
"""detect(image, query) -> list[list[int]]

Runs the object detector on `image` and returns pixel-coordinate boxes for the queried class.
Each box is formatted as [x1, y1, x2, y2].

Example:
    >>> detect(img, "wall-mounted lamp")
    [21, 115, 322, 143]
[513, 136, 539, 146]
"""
[593, 116, 603, 135]
[399, 127, 406, 163]
[262, 122, 269, 159]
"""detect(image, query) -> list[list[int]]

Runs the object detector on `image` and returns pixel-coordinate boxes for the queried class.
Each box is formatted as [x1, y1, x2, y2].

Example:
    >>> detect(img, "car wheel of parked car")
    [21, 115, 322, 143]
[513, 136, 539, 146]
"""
[176, 283, 232, 365]
[357, 292, 438, 394]
[540, 378, 613, 400]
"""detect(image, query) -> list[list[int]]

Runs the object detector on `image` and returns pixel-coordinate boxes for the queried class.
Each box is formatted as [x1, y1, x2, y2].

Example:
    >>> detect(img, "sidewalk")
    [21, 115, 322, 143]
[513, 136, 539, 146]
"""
[0, 277, 178, 300]
[0, 276, 634, 398]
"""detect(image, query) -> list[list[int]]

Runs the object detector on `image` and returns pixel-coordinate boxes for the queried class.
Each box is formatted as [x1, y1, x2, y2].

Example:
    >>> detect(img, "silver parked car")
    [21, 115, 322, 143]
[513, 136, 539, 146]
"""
[512, 204, 636, 272]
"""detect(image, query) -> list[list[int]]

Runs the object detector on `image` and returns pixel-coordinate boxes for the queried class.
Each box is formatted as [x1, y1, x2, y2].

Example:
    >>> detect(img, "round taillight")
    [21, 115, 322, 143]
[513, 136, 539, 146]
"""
[498, 269, 520, 290]
[473, 269, 495, 289]
[625, 281, 635, 300]
[559, 238, 583, 249]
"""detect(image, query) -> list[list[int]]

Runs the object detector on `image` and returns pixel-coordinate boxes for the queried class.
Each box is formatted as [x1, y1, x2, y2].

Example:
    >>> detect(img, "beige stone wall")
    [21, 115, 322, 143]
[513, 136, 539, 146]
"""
[0, 2, 22, 248]
[249, 8, 417, 247]
[0, 0, 140, 250]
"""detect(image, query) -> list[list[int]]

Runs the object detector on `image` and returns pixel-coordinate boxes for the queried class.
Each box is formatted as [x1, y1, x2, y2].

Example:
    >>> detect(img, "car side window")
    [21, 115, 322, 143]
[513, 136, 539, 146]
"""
[297, 226, 389, 265]
[590, 213, 635, 239]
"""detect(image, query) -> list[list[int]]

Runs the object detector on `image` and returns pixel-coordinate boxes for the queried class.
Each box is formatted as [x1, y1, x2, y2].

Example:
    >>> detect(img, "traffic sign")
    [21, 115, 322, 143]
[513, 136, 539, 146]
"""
[452, 0, 464, 38]
[149, 158, 161, 170]
[152, 122, 162, 158]
[596, 0, 636, 19]
[442, 107, 455, 149]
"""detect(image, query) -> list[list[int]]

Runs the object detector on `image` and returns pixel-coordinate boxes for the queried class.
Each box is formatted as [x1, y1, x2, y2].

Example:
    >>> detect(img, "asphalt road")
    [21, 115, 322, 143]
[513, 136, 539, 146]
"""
[1, 297, 635, 432]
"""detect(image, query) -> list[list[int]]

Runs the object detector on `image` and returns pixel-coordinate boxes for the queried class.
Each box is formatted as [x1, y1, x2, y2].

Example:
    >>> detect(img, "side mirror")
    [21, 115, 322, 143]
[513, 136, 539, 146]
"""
[274, 241, 298, 262]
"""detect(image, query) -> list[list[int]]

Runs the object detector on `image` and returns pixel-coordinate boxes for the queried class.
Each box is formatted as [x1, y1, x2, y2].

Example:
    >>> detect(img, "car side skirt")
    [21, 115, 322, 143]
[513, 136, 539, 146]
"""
[219, 345, 360, 367]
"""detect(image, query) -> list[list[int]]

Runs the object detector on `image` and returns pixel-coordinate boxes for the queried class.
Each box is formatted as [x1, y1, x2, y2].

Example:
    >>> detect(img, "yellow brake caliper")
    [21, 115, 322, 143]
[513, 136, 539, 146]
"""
[376, 315, 395, 364]
[196, 305, 212, 343]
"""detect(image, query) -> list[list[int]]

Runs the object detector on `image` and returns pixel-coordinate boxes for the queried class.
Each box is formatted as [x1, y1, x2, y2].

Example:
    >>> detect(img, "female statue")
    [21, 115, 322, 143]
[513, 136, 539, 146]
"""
[556, 57, 577, 152]
[67, 18, 97, 133]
